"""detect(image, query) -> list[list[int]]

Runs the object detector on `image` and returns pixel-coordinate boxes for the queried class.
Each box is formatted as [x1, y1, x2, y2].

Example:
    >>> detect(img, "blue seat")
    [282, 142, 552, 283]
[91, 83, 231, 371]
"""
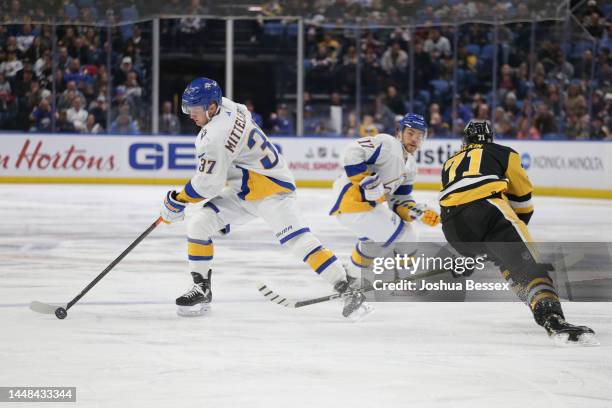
[602, 3, 612, 17]
[466, 44, 480, 56]
[264, 22, 285, 36]
[417, 89, 431, 105]
[572, 41, 594, 59]
[480, 44, 496, 60]
[64, 3, 78, 20]
[430, 80, 449, 94]
[286, 23, 298, 37]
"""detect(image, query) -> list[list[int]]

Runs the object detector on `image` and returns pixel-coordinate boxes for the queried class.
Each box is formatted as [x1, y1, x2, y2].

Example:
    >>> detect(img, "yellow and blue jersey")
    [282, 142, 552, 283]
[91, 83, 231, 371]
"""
[177, 97, 295, 204]
[330, 133, 416, 216]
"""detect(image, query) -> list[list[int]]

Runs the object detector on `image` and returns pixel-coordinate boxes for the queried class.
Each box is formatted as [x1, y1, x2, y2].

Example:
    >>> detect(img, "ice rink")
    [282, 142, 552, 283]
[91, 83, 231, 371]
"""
[1, 184, 611, 408]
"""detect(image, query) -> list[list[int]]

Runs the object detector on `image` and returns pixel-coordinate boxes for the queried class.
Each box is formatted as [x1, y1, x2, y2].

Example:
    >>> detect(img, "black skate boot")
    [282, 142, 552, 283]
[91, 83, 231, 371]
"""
[334, 276, 374, 322]
[542, 314, 598, 346]
[176, 270, 212, 317]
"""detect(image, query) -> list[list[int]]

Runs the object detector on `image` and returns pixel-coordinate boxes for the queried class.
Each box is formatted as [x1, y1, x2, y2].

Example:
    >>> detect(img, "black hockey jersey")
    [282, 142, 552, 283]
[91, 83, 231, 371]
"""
[439, 143, 534, 224]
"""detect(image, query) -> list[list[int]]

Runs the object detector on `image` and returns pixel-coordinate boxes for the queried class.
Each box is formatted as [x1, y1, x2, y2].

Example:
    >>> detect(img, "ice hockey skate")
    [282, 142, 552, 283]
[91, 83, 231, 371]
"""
[176, 271, 212, 317]
[543, 314, 599, 346]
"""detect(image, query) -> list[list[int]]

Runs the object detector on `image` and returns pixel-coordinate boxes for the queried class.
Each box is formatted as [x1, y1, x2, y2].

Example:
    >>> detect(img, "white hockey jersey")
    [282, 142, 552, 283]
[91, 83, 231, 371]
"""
[330, 133, 416, 215]
[178, 97, 295, 203]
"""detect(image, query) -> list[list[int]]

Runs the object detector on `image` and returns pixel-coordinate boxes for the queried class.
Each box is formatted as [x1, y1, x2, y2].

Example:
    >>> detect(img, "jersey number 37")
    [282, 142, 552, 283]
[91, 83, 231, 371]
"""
[247, 128, 279, 169]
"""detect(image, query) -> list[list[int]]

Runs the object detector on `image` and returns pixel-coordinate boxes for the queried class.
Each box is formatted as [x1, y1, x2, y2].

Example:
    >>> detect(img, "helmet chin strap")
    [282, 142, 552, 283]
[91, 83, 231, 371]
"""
[205, 104, 221, 121]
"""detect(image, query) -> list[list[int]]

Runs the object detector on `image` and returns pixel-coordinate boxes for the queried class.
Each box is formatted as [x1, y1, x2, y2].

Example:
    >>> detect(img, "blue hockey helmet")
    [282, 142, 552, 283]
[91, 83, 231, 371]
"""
[181, 77, 223, 114]
[398, 113, 428, 139]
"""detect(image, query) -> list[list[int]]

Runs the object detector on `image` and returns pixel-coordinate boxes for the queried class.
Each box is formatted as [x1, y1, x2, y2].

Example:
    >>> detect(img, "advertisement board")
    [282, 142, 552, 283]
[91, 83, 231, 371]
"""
[0, 134, 610, 198]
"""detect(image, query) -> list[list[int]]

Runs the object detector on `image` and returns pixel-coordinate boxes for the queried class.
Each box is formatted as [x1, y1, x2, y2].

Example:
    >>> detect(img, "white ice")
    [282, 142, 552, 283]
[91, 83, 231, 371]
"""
[1, 185, 611, 408]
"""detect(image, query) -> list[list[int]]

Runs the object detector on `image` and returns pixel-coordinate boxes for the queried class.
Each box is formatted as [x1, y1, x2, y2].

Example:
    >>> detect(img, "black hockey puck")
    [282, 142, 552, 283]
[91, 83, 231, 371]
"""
[55, 307, 67, 319]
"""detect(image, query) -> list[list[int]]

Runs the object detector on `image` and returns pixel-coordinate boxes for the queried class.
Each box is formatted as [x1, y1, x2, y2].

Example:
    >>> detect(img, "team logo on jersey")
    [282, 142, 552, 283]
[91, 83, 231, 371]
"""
[521, 153, 531, 170]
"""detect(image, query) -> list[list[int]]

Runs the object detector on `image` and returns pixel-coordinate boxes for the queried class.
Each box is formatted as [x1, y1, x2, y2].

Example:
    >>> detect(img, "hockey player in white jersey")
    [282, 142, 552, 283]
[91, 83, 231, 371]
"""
[159, 77, 364, 318]
[330, 113, 440, 282]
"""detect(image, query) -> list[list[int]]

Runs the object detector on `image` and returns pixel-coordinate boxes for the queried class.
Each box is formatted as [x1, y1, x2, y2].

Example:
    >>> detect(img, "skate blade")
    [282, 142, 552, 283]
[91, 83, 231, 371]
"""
[177, 303, 210, 317]
[346, 302, 375, 323]
[550, 332, 600, 347]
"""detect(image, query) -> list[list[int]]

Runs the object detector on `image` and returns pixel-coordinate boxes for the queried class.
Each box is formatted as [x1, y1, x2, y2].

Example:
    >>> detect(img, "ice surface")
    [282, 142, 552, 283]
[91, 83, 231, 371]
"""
[1, 185, 611, 408]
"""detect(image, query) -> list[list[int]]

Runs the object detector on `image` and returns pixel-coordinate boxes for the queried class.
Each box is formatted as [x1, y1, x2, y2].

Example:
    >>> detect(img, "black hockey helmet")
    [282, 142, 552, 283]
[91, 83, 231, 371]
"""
[462, 119, 493, 146]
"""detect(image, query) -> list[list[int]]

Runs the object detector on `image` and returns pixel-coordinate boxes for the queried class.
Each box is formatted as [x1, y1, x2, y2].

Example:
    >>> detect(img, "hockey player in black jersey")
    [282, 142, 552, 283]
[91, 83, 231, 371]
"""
[439, 119, 597, 346]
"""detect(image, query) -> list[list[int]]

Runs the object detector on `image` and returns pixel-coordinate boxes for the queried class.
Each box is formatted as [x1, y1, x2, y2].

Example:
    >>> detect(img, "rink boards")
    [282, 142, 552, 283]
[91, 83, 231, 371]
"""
[0, 133, 610, 198]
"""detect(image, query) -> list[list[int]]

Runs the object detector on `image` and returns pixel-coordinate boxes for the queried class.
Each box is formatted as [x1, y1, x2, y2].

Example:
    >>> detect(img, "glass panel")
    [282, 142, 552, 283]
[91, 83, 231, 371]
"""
[110, 20, 153, 134]
[233, 18, 297, 136]
[303, 24, 358, 136]
[159, 18, 225, 135]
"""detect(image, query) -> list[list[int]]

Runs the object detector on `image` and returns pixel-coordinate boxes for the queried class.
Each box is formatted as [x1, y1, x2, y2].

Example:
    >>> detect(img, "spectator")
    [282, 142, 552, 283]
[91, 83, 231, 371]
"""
[565, 84, 587, 118]
[361, 46, 383, 94]
[68, 36, 90, 65]
[246, 99, 263, 129]
[113, 56, 133, 87]
[474, 102, 489, 120]
[82, 113, 103, 134]
[16, 24, 36, 54]
[429, 112, 450, 137]
[58, 80, 86, 110]
[89, 95, 108, 126]
[343, 111, 359, 138]
[359, 114, 378, 137]
[63, 58, 85, 85]
[125, 71, 143, 101]
[160, 101, 181, 134]
[494, 107, 514, 138]
[111, 114, 139, 134]
[534, 102, 558, 136]
[25, 36, 45, 64]
[381, 42, 408, 87]
[385, 85, 406, 115]
[424, 29, 451, 59]
[413, 41, 434, 90]
[502, 91, 520, 116]
[0, 50, 23, 78]
[374, 94, 396, 134]
[66, 97, 88, 131]
[57, 46, 71, 71]
[30, 98, 53, 131]
[337, 45, 358, 93]
[56, 110, 76, 133]
[307, 43, 335, 92]
[34, 48, 52, 79]
[269, 103, 294, 135]
[304, 105, 327, 134]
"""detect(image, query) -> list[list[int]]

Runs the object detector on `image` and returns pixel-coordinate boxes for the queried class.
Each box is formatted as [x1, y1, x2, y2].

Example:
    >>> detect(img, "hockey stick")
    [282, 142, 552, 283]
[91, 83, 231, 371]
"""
[30, 217, 164, 319]
[256, 267, 449, 309]
[256, 250, 587, 309]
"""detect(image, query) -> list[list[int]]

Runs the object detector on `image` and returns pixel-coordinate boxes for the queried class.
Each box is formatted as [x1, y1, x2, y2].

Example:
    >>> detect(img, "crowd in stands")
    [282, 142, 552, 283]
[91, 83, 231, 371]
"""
[1, 0, 611, 139]
[0, 18, 151, 134]
[295, 0, 611, 139]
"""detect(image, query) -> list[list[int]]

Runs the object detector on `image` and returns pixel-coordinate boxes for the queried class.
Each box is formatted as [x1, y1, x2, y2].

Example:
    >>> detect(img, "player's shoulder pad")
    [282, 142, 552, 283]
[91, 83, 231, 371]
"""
[374, 133, 399, 145]
[488, 142, 517, 155]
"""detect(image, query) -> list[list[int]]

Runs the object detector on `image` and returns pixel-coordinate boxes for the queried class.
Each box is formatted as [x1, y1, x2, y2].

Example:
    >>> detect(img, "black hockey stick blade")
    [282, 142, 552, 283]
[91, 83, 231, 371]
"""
[29, 301, 67, 314]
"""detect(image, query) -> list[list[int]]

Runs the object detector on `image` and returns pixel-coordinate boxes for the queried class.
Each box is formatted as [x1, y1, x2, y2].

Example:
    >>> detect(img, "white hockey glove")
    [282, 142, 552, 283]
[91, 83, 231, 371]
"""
[160, 191, 186, 224]
[359, 173, 385, 201]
